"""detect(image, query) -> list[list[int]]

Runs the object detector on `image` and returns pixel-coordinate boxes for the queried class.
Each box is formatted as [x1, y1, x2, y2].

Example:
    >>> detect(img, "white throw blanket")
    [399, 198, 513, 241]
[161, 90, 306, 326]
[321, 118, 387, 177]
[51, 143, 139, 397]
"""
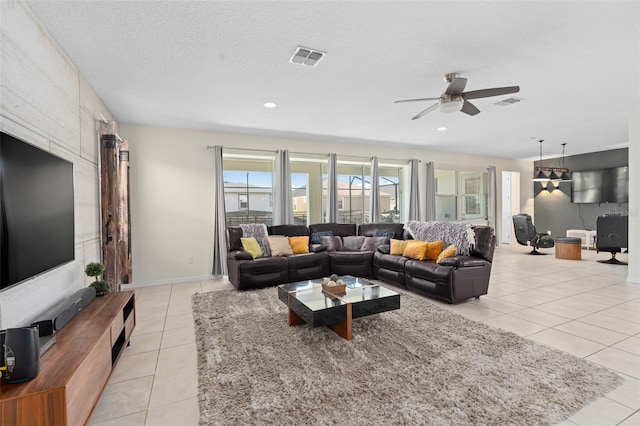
[404, 221, 475, 255]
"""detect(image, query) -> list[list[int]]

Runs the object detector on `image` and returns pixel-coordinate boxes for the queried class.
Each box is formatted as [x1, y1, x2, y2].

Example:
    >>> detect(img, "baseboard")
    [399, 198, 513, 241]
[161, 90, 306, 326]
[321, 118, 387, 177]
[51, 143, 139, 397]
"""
[122, 274, 228, 289]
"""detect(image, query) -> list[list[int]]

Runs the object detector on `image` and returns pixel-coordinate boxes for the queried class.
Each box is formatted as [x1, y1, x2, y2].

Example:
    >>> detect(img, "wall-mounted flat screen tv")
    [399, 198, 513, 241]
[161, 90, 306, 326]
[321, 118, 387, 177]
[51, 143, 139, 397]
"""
[571, 166, 628, 203]
[0, 131, 75, 290]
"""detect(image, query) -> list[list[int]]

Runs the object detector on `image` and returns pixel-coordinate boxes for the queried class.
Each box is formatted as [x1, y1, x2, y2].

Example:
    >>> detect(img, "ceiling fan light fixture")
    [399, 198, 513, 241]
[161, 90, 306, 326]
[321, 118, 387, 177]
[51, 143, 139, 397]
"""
[440, 97, 463, 113]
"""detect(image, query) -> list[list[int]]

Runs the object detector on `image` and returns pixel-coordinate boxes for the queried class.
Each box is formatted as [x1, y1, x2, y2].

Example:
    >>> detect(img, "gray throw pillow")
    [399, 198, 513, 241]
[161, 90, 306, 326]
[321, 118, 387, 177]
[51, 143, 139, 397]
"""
[343, 235, 366, 251]
[320, 235, 344, 252]
[360, 236, 387, 252]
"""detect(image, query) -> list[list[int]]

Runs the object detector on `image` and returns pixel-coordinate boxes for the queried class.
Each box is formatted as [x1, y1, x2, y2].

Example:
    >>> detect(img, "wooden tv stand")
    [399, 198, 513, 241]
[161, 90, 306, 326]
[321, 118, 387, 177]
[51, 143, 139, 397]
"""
[0, 291, 136, 426]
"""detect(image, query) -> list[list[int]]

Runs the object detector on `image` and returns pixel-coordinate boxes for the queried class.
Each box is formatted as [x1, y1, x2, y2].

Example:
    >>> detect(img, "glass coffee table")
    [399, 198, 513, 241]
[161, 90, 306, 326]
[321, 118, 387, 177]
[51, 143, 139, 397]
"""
[277, 276, 400, 341]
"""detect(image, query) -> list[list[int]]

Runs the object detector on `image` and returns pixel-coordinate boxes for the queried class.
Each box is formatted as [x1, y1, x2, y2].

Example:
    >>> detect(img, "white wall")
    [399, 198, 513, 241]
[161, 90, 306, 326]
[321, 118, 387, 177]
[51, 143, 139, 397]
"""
[0, 1, 112, 328]
[119, 123, 534, 286]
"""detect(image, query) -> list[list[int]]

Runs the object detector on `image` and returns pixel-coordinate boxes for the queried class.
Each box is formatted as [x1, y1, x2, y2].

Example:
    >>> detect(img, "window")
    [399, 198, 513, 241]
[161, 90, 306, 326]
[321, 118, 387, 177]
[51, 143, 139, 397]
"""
[435, 169, 488, 222]
[319, 158, 403, 224]
[223, 155, 274, 226]
[291, 156, 325, 225]
[378, 164, 402, 223]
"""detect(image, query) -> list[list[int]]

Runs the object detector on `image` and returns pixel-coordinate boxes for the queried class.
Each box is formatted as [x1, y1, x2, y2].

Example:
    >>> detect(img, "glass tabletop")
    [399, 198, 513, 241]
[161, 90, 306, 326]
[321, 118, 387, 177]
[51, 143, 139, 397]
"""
[279, 276, 399, 312]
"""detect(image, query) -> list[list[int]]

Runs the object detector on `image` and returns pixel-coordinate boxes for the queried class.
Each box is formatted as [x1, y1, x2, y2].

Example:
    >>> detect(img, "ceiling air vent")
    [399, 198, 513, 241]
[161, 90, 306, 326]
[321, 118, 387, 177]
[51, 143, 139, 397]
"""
[495, 97, 522, 106]
[289, 46, 325, 67]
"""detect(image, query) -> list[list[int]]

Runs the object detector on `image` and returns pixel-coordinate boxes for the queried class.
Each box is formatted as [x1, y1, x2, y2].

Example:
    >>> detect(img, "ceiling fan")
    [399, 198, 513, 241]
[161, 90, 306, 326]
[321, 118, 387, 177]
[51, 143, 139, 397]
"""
[394, 73, 520, 120]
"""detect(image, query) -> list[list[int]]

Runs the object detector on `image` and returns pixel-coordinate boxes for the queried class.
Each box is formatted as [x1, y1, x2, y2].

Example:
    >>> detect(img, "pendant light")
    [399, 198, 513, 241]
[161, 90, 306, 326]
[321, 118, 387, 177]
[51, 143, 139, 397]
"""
[559, 143, 572, 182]
[532, 140, 549, 182]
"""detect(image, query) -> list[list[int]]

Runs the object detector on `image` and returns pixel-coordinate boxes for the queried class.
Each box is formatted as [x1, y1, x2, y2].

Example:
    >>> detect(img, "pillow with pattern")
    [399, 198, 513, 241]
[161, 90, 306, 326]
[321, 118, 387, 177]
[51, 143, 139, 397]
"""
[310, 230, 334, 244]
[374, 230, 395, 244]
[239, 223, 270, 257]
[320, 235, 344, 252]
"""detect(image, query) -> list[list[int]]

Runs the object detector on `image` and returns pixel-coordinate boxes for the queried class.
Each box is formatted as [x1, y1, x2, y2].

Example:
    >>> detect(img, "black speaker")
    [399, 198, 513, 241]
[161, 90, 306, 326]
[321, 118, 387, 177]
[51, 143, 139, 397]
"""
[2, 327, 40, 383]
[31, 287, 97, 337]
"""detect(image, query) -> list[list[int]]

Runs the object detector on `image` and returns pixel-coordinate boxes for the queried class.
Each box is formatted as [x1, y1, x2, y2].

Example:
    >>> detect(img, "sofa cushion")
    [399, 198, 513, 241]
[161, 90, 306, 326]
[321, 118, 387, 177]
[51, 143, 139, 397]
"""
[320, 235, 344, 252]
[240, 223, 271, 257]
[425, 240, 444, 260]
[309, 223, 356, 238]
[403, 241, 429, 260]
[310, 230, 333, 244]
[288, 251, 331, 282]
[269, 225, 310, 237]
[328, 251, 374, 278]
[227, 227, 243, 251]
[241, 237, 263, 259]
[343, 235, 366, 251]
[268, 236, 294, 257]
[288, 236, 310, 254]
[470, 225, 495, 262]
[390, 239, 410, 255]
[436, 244, 458, 264]
[358, 223, 404, 239]
[360, 236, 388, 252]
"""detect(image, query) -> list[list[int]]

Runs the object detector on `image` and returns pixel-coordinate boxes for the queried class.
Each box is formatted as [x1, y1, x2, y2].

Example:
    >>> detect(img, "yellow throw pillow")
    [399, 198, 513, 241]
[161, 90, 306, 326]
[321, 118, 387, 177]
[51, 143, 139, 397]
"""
[436, 244, 458, 264]
[390, 239, 410, 255]
[267, 236, 294, 257]
[288, 236, 310, 254]
[425, 240, 444, 260]
[241, 237, 263, 259]
[402, 241, 429, 260]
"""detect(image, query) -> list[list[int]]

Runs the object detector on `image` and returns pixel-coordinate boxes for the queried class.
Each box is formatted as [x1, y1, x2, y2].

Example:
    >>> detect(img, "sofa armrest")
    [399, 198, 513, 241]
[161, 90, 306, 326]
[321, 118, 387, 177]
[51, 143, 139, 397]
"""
[439, 256, 488, 268]
[310, 244, 327, 253]
[228, 250, 253, 261]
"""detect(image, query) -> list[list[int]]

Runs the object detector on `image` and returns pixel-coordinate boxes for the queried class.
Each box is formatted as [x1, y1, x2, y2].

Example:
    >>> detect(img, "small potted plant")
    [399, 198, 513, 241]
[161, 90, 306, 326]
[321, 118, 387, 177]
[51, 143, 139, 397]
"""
[85, 262, 111, 296]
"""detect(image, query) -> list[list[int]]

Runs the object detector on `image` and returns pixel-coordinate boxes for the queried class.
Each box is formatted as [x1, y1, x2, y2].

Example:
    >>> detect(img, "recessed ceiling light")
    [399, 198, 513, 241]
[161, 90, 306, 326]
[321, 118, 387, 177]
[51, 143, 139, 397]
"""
[263, 102, 277, 108]
[437, 127, 447, 131]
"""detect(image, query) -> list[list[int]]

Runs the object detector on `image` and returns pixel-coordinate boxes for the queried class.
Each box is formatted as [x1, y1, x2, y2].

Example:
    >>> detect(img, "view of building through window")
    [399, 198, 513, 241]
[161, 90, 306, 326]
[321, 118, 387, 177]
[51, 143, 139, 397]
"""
[435, 169, 488, 222]
[224, 154, 403, 226]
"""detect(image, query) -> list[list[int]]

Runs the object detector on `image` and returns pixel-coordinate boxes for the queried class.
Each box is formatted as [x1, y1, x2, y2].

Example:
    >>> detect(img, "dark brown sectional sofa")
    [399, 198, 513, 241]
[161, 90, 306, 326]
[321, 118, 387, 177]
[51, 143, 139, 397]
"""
[226, 222, 495, 303]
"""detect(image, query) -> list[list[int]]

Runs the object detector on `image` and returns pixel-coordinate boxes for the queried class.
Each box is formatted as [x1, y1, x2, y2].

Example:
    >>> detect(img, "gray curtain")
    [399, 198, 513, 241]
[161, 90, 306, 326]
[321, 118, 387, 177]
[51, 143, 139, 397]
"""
[408, 159, 420, 220]
[369, 156, 380, 223]
[487, 166, 499, 244]
[273, 150, 294, 225]
[327, 153, 338, 222]
[212, 146, 228, 277]
[425, 161, 436, 221]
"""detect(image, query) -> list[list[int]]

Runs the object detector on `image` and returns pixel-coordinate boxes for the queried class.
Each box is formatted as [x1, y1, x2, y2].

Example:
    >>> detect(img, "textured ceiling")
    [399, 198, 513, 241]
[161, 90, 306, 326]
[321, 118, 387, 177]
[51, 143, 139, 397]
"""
[26, 1, 640, 160]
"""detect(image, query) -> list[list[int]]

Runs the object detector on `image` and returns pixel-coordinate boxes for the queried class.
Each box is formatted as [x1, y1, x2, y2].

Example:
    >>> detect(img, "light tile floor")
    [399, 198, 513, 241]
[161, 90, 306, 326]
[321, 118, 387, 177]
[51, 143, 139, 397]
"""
[90, 245, 639, 426]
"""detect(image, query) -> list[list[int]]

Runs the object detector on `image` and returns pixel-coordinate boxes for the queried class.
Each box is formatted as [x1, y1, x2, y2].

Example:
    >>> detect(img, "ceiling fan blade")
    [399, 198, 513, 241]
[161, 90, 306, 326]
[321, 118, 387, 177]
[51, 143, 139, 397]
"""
[461, 100, 480, 116]
[445, 77, 467, 96]
[462, 86, 520, 100]
[411, 102, 440, 120]
[394, 97, 441, 104]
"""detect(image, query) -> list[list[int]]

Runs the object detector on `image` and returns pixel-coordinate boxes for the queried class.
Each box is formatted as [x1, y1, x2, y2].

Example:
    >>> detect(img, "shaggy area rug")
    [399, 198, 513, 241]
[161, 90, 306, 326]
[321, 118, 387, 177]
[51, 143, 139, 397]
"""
[192, 289, 622, 425]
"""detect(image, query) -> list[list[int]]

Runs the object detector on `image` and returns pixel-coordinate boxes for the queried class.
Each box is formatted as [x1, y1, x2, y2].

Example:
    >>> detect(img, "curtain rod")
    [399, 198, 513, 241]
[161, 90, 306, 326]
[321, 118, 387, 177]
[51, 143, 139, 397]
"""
[206, 145, 421, 163]
[98, 113, 124, 143]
